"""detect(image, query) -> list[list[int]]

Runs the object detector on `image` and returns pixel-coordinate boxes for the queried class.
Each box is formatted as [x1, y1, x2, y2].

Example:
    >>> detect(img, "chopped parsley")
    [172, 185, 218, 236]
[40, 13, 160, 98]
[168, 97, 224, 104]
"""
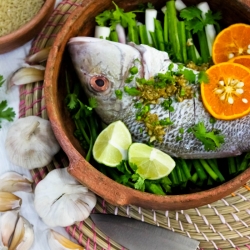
[115, 89, 123, 99]
[124, 86, 141, 96]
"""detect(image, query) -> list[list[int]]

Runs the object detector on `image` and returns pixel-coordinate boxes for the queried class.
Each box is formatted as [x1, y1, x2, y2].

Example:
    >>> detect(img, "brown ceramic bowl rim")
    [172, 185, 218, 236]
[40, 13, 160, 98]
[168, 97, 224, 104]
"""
[44, 2, 250, 211]
[0, 0, 55, 53]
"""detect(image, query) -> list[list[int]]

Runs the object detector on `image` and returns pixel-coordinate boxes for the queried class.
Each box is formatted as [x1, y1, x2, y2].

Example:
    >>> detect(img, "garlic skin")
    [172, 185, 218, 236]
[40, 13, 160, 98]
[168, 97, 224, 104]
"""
[47, 230, 84, 250]
[9, 216, 34, 250]
[34, 168, 97, 227]
[0, 192, 22, 212]
[0, 211, 19, 247]
[5, 116, 60, 169]
[0, 172, 33, 193]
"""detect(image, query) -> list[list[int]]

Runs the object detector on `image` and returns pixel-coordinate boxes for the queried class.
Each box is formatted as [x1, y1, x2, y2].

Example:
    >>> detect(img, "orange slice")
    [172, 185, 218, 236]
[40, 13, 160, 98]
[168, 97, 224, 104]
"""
[201, 62, 250, 120]
[212, 23, 250, 64]
[228, 55, 250, 68]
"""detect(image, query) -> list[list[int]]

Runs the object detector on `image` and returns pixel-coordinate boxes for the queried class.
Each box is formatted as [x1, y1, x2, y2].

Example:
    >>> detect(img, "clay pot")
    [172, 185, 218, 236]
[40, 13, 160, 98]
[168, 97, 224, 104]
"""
[45, 0, 250, 210]
[0, 0, 55, 54]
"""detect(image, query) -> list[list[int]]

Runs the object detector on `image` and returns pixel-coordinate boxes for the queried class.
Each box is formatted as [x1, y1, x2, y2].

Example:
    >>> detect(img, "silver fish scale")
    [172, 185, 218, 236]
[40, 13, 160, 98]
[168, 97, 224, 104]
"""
[122, 93, 250, 159]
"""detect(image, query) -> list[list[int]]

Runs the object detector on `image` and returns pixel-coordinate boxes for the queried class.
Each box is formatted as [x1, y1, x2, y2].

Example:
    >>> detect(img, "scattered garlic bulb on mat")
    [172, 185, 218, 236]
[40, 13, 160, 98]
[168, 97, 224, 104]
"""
[47, 230, 84, 250]
[0, 172, 33, 193]
[0, 192, 22, 212]
[5, 116, 60, 169]
[34, 168, 97, 227]
[7, 65, 45, 89]
[0, 211, 19, 247]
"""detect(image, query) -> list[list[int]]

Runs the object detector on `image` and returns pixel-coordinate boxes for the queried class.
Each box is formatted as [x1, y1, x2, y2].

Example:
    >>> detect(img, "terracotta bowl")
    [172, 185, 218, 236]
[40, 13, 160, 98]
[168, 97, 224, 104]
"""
[0, 0, 55, 54]
[45, 0, 250, 210]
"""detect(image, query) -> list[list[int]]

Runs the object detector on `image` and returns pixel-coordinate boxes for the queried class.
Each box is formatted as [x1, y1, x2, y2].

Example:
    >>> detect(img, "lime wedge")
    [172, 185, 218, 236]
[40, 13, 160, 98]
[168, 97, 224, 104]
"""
[128, 143, 176, 180]
[93, 121, 132, 167]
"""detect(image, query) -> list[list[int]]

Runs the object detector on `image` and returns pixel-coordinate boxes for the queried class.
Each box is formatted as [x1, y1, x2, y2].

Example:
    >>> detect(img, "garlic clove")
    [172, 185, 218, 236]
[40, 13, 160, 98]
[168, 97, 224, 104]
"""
[48, 230, 84, 250]
[0, 211, 19, 247]
[34, 168, 97, 227]
[0, 192, 22, 212]
[0, 172, 33, 193]
[9, 216, 34, 250]
[7, 66, 45, 90]
[5, 116, 60, 170]
[25, 47, 51, 64]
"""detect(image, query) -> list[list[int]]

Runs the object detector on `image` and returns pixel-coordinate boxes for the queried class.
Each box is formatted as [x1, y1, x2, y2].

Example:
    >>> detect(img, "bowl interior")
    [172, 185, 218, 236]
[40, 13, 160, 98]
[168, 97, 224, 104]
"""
[45, 0, 250, 210]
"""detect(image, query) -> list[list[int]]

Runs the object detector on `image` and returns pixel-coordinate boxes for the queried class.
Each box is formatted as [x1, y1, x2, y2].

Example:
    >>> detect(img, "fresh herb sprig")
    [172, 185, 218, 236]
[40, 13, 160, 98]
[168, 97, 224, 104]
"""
[188, 122, 225, 151]
[65, 73, 99, 161]
[0, 76, 15, 128]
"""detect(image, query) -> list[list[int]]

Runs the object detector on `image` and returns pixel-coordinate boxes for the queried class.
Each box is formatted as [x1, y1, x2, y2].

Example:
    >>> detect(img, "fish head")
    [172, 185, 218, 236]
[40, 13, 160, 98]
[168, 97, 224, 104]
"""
[68, 37, 143, 124]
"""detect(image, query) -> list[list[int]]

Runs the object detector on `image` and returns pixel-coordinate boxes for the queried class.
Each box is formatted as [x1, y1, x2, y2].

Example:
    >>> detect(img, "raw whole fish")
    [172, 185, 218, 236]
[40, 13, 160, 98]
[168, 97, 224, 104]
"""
[68, 37, 249, 159]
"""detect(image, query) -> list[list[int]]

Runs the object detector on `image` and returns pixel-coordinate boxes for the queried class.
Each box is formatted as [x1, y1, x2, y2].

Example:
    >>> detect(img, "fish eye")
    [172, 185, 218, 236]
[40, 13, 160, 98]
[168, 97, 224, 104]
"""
[90, 76, 109, 92]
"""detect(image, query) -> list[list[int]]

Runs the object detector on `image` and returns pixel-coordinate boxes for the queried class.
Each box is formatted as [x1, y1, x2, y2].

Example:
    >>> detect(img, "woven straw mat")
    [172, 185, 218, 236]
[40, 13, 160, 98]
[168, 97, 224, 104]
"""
[18, 0, 250, 249]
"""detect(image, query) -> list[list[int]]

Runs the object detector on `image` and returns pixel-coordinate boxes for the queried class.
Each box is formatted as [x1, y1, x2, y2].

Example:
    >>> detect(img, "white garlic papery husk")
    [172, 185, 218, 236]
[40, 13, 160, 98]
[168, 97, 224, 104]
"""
[5, 116, 60, 170]
[34, 168, 97, 227]
[8, 216, 34, 250]
[0, 211, 19, 247]
[0, 192, 22, 212]
[0, 172, 33, 193]
[7, 65, 45, 90]
[47, 230, 84, 250]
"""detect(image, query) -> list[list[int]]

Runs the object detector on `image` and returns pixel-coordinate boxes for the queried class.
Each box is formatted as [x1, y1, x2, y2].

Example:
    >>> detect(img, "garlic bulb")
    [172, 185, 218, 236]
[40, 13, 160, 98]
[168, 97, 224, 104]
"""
[47, 230, 84, 250]
[34, 168, 97, 227]
[0, 172, 33, 193]
[0, 192, 21, 212]
[5, 116, 60, 169]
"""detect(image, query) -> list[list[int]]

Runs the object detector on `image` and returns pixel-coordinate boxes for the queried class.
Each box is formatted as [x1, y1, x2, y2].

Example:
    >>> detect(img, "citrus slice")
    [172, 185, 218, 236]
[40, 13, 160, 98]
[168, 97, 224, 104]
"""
[128, 143, 175, 180]
[201, 62, 250, 120]
[93, 120, 132, 167]
[212, 23, 250, 64]
[228, 55, 250, 68]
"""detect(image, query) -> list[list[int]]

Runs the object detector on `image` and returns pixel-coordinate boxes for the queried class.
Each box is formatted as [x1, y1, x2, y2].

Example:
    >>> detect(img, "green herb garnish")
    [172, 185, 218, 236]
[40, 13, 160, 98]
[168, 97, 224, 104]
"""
[188, 122, 225, 151]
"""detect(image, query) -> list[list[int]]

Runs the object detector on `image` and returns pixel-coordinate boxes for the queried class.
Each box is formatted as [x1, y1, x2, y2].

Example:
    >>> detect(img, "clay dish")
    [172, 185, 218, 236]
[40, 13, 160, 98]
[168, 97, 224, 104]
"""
[45, 0, 250, 210]
[0, 0, 55, 54]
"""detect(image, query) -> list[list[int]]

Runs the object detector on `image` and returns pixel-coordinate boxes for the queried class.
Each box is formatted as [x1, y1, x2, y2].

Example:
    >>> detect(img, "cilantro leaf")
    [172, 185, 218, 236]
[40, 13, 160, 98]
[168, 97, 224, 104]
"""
[180, 6, 202, 21]
[132, 174, 145, 191]
[189, 122, 225, 151]
[111, 2, 138, 29]
[198, 71, 209, 84]
[88, 97, 98, 108]
[0, 100, 15, 127]
[180, 6, 221, 34]
[65, 93, 78, 110]
[95, 10, 113, 26]
[181, 68, 196, 83]
[204, 10, 222, 25]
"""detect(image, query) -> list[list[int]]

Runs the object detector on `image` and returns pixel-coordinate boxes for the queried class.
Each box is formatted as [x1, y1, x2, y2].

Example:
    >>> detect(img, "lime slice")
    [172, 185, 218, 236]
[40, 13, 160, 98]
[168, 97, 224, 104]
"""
[93, 121, 132, 167]
[128, 143, 176, 180]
